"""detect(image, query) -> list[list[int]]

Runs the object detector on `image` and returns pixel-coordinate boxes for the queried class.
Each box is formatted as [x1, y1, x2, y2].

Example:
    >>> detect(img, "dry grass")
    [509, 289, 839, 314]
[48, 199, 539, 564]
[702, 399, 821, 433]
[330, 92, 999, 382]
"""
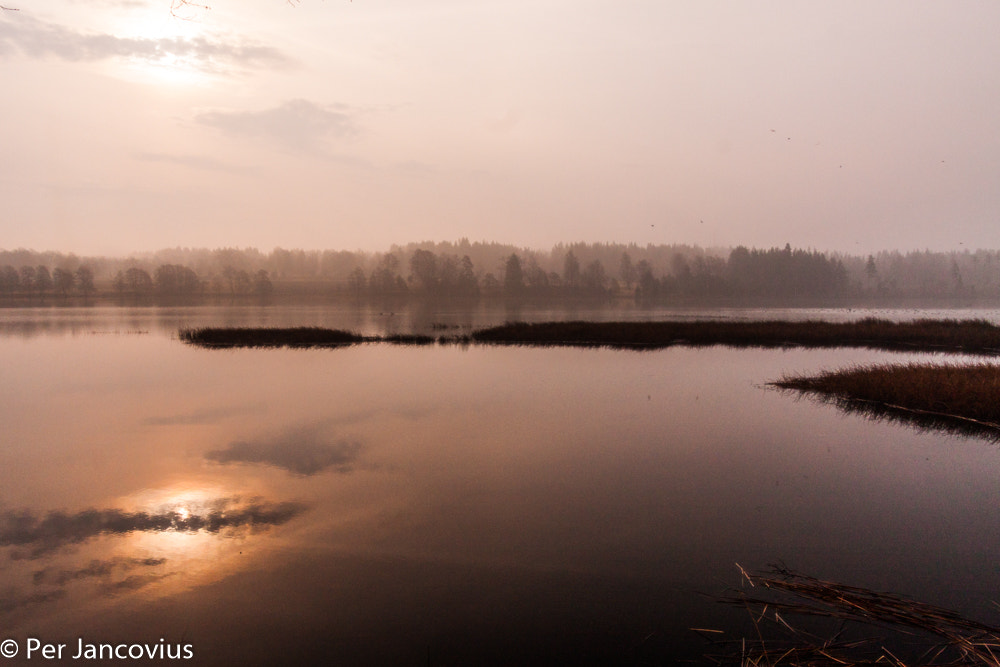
[703, 565, 1000, 666]
[773, 363, 1000, 441]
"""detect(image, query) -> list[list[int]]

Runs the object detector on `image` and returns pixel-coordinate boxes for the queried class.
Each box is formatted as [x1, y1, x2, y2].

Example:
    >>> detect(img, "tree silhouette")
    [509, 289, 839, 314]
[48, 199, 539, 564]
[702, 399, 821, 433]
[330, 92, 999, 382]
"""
[456, 255, 478, 295]
[523, 256, 550, 293]
[619, 252, 636, 290]
[75, 266, 96, 296]
[634, 260, 659, 301]
[114, 267, 154, 295]
[347, 267, 367, 297]
[563, 250, 580, 289]
[0, 266, 21, 294]
[253, 269, 273, 296]
[369, 254, 406, 294]
[19, 266, 36, 292]
[409, 249, 439, 294]
[52, 268, 74, 296]
[155, 264, 201, 294]
[34, 265, 53, 294]
[503, 254, 525, 295]
[581, 259, 608, 295]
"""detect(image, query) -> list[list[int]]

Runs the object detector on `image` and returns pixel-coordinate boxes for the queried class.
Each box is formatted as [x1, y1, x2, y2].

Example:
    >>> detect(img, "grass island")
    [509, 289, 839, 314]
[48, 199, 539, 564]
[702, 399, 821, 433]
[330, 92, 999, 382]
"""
[181, 318, 1000, 353]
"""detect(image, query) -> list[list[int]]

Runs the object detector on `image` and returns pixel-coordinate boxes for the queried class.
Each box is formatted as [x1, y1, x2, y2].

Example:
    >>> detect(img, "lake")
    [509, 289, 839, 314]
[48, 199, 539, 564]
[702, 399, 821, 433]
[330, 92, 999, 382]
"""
[2, 303, 1000, 665]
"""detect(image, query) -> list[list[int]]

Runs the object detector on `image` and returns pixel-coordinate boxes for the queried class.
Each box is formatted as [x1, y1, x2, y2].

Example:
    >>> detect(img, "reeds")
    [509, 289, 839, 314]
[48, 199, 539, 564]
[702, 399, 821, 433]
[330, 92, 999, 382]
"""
[178, 327, 366, 348]
[703, 565, 1000, 666]
[177, 327, 440, 348]
[179, 319, 1000, 353]
[468, 319, 1000, 354]
[380, 333, 437, 345]
[773, 363, 1000, 441]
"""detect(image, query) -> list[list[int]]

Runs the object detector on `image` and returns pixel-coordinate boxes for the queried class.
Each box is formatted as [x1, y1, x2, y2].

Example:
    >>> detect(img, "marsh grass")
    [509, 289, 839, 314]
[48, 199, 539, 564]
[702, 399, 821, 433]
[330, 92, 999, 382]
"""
[704, 565, 1000, 666]
[178, 327, 366, 348]
[468, 319, 1000, 354]
[179, 319, 1000, 353]
[773, 363, 1000, 441]
[380, 333, 437, 345]
[178, 327, 442, 348]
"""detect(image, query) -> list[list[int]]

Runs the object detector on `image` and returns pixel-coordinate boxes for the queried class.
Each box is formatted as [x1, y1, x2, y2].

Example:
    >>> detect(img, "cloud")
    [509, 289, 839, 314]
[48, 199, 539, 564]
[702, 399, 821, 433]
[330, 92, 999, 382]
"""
[143, 403, 265, 425]
[0, 13, 292, 73]
[1, 498, 308, 558]
[195, 99, 360, 154]
[206, 427, 363, 476]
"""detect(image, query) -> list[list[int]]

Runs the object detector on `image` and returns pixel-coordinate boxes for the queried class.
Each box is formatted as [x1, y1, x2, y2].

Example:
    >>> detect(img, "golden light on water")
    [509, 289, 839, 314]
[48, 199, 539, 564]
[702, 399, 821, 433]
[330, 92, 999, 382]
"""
[121, 485, 258, 586]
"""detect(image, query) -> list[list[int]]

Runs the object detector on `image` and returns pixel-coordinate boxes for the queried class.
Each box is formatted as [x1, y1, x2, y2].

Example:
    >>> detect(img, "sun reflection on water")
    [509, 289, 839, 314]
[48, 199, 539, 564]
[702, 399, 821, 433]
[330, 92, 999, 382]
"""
[0, 482, 307, 628]
[119, 484, 302, 584]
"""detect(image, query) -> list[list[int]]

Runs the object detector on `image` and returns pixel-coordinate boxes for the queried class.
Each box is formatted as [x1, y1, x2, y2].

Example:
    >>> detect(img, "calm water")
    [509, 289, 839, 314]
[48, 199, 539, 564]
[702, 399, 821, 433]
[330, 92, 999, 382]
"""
[2, 304, 1000, 665]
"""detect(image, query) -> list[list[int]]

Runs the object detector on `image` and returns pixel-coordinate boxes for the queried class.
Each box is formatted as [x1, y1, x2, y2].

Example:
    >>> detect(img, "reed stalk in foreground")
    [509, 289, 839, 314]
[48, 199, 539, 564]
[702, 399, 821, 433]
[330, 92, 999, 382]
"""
[772, 363, 1000, 441]
[703, 565, 1000, 666]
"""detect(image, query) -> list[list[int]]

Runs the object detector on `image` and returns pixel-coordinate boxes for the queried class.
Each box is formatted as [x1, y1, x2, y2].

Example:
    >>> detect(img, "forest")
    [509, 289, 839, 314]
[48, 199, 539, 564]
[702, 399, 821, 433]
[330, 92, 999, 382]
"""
[0, 241, 997, 304]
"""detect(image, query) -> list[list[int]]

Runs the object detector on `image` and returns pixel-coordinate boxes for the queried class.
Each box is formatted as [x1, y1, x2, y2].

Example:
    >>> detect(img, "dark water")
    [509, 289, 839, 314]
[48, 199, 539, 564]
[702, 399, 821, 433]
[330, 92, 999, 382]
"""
[2, 304, 1000, 665]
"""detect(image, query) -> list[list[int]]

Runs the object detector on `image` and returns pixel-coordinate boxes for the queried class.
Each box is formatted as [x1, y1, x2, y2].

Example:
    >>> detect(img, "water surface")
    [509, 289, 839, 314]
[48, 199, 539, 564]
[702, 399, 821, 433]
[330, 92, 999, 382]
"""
[2, 305, 999, 665]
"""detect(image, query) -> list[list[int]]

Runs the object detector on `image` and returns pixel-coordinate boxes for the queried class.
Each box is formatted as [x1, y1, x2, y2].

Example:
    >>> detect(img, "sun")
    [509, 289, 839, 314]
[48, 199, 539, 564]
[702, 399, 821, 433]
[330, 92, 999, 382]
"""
[106, 5, 213, 87]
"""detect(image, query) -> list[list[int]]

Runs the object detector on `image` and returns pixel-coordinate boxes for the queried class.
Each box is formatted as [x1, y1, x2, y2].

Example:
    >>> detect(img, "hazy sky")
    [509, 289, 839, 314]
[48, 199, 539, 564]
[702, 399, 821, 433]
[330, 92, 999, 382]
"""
[1, 1, 997, 256]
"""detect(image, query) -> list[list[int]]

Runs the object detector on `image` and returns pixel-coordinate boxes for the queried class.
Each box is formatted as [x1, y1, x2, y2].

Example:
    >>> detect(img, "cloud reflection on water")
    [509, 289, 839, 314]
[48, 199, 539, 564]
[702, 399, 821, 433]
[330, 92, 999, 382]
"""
[205, 426, 364, 476]
[32, 556, 167, 587]
[0, 589, 66, 614]
[0, 499, 307, 559]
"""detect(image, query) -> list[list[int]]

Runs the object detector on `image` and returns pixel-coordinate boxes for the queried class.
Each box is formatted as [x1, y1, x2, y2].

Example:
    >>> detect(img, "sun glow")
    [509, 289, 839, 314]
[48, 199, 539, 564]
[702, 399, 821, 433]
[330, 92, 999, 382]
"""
[121, 485, 252, 591]
[126, 57, 211, 88]
[107, 7, 213, 87]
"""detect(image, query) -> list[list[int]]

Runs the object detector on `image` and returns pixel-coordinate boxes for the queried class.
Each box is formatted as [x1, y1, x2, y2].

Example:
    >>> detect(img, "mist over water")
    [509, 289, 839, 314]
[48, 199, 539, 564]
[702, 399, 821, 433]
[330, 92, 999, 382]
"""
[2, 304, 1000, 664]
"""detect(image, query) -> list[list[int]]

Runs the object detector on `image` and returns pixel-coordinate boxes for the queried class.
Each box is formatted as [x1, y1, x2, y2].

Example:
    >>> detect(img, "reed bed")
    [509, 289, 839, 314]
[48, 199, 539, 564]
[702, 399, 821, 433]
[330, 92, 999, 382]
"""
[178, 326, 366, 348]
[180, 319, 1000, 353]
[468, 319, 1000, 354]
[704, 565, 1000, 666]
[179, 327, 440, 348]
[773, 362, 1000, 441]
[381, 333, 437, 345]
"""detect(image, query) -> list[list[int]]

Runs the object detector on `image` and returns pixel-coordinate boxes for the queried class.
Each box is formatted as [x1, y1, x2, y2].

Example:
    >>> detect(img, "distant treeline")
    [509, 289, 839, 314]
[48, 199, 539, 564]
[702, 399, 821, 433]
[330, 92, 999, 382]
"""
[1, 241, 997, 302]
[0, 265, 97, 297]
[0, 263, 272, 298]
